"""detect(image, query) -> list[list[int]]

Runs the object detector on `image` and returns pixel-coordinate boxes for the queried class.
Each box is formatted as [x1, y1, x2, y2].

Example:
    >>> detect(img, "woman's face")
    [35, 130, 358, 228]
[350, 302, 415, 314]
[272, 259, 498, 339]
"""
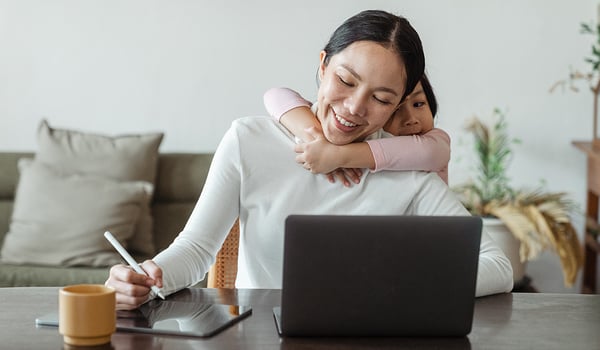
[383, 82, 434, 136]
[316, 41, 406, 145]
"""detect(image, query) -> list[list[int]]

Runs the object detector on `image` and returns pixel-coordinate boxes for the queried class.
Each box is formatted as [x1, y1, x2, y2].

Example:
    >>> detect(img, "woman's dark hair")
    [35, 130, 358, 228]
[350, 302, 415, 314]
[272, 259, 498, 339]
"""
[420, 74, 438, 118]
[322, 10, 425, 102]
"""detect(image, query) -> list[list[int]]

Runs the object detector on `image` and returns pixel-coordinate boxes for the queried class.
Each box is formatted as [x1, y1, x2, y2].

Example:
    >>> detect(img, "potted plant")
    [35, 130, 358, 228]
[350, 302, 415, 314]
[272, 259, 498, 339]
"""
[453, 108, 583, 287]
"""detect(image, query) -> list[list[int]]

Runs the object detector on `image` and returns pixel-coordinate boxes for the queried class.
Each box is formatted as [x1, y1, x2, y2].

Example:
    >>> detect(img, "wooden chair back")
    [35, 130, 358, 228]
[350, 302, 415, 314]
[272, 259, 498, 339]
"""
[207, 219, 240, 288]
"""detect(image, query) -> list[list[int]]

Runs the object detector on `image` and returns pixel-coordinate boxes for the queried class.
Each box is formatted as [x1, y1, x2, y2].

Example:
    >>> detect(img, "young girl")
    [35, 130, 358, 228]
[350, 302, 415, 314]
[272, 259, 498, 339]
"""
[263, 74, 450, 187]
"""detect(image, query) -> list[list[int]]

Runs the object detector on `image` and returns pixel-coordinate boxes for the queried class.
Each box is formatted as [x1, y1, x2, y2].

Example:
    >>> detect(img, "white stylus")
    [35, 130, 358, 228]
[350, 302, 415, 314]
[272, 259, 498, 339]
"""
[104, 231, 165, 300]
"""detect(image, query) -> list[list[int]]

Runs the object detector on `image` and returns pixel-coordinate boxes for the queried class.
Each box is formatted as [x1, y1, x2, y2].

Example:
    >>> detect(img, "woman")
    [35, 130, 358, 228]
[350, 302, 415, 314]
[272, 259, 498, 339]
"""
[107, 10, 513, 310]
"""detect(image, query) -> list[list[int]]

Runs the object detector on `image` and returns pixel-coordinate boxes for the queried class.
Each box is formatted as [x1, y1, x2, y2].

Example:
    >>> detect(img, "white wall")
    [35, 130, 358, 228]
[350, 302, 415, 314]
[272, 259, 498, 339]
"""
[0, 0, 597, 292]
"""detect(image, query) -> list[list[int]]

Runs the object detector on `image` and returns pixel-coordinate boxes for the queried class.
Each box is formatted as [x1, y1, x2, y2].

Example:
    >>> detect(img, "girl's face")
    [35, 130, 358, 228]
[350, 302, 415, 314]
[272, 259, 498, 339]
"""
[383, 82, 434, 136]
[316, 41, 406, 145]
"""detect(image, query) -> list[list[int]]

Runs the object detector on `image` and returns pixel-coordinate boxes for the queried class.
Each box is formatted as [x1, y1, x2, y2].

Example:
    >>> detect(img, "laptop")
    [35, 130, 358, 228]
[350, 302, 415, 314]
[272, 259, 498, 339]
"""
[273, 215, 482, 337]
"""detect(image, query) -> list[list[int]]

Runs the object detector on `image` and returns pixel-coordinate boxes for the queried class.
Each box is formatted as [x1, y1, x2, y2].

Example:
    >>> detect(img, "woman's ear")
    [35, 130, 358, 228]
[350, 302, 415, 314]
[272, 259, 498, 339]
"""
[318, 50, 327, 81]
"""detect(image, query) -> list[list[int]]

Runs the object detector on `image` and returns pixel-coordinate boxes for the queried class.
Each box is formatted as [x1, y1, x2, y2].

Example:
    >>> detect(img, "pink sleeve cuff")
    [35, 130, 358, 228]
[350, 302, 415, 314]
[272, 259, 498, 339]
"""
[263, 87, 312, 121]
[365, 139, 385, 172]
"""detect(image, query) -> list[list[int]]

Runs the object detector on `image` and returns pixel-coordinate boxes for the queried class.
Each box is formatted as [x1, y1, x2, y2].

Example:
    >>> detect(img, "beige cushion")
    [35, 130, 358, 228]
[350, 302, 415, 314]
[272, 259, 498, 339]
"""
[35, 120, 163, 257]
[0, 159, 152, 267]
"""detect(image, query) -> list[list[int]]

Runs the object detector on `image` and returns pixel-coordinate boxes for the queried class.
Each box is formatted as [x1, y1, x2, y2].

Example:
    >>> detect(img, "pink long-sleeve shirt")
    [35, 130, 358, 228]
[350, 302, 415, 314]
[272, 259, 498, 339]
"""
[263, 87, 450, 184]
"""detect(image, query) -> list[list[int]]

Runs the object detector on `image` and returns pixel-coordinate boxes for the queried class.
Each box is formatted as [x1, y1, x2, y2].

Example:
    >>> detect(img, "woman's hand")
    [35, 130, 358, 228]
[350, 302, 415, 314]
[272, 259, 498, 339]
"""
[105, 260, 163, 310]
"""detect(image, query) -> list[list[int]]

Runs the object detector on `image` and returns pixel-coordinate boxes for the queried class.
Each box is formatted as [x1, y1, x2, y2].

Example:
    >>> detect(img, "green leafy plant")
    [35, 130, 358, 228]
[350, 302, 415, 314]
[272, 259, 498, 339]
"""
[455, 109, 517, 213]
[453, 109, 583, 286]
[580, 21, 600, 74]
[550, 17, 600, 140]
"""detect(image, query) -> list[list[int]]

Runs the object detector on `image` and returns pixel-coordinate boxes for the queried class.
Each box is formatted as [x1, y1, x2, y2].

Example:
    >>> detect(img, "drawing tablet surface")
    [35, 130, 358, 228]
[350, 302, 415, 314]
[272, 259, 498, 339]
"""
[36, 289, 252, 338]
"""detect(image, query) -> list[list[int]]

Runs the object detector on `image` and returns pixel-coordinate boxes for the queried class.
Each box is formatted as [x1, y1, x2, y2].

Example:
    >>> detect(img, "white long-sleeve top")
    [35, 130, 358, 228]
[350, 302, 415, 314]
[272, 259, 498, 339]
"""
[154, 116, 513, 297]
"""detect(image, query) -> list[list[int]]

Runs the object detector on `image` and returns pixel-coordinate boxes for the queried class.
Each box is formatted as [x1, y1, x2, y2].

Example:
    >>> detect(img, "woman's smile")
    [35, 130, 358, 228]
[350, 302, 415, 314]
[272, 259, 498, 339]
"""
[335, 114, 358, 128]
[332, 108, 361, 131]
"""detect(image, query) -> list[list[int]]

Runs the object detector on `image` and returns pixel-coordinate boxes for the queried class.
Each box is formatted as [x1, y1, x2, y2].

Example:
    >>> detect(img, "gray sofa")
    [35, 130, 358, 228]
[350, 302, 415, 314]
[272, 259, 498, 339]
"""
[0, 152, 213, 287]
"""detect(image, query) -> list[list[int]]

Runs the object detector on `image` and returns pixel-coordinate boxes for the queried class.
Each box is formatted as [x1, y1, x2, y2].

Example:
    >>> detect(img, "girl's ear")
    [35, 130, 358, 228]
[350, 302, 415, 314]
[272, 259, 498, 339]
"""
[318, 51, 327, 81]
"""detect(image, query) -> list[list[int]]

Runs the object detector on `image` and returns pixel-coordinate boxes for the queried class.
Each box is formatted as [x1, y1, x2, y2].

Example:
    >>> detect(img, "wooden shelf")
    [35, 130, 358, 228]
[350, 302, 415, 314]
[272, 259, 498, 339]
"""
[585, 232, 600, 254]
[573, 141, 600, 294]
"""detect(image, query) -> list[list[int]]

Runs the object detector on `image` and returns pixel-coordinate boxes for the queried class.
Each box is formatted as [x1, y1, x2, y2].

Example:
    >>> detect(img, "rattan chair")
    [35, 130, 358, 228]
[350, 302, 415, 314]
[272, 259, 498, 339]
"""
[207, 219, 240, 288]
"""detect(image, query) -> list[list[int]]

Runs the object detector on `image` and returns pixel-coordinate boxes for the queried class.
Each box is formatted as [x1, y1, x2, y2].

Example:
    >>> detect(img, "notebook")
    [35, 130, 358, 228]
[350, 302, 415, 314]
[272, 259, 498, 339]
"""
[273, 215, 482, 337]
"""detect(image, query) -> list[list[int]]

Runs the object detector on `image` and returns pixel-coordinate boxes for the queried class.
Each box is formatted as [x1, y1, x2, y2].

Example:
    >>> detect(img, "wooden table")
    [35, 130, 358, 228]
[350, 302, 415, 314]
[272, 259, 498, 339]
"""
[1, 287, 599, 349]
[573, 141, 600, 293]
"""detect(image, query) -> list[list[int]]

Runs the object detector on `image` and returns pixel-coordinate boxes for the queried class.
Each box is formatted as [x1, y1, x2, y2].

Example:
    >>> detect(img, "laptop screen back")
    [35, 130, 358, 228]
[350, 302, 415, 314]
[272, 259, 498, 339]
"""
[277, 215, 482, 337]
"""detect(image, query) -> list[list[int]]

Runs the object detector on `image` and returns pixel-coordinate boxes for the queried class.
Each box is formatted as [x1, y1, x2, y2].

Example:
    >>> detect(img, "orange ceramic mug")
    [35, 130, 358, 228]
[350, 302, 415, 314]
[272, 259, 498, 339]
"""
[59, 284, 116, 346]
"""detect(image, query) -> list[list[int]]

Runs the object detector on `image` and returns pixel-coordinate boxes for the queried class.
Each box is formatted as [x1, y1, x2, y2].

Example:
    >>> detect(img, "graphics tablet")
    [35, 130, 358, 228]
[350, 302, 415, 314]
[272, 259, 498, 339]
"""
[36, 289, 252, 338]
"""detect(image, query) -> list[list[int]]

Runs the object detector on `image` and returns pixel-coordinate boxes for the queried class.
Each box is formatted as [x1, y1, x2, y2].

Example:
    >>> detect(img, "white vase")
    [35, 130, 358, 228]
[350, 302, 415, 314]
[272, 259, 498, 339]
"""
[482, 217, 526, 283]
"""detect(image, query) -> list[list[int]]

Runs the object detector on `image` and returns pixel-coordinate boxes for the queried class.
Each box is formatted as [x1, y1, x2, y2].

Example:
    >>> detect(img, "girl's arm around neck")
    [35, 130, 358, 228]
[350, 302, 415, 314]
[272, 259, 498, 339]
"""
[366, 128, 451, 173]
[295, 137, 375, 174]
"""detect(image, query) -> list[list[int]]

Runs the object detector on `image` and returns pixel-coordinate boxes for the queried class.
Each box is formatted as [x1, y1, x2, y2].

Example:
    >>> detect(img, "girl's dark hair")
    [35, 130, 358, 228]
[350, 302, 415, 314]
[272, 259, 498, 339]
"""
[322, 10, 425, 102]
[420, 74, 438, 118]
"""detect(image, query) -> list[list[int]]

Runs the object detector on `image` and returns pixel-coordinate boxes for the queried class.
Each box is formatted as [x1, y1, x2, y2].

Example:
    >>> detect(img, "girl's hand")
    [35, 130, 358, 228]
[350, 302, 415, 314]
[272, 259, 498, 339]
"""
[294, 127, 343, 174]
[326, 168, 363, 187]
[294, 127, 363, 186]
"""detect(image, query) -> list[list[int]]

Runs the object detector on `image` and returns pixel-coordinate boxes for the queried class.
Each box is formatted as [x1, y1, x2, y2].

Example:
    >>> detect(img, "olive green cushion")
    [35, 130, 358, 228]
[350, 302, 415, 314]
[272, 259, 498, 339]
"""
[0, 264, 110, 287]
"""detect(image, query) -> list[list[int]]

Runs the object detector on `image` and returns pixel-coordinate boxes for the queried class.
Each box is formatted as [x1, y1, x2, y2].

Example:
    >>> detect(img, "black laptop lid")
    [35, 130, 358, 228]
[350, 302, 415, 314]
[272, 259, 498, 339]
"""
[278, 215, 482, 337]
